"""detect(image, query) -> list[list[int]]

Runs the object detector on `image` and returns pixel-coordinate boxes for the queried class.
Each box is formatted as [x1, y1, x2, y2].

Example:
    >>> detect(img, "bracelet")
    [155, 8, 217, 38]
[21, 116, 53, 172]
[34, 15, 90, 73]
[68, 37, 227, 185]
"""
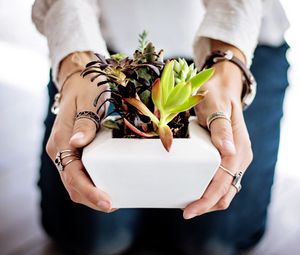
[51, 52, 95, 115]
[51, 69, 82, 115]
[201, 50, 257, 110]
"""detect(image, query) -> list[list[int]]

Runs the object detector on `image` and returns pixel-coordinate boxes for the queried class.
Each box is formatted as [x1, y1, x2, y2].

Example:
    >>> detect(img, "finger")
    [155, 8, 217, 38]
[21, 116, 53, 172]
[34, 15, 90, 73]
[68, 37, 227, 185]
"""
[231, 104, 253, 170]
[210, 117, 236, 157]
[183, 168, 233, 219]
[70, 117, 98, 148]
[209, 185, 237, 212]
[69, 95, 101, 148]
[60, 159, 112, 212]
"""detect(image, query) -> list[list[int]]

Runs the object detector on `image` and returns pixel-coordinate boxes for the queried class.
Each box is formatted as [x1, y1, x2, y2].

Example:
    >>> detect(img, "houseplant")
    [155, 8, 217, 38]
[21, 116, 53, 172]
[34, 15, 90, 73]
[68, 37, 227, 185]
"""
[81, 32, 221, 208]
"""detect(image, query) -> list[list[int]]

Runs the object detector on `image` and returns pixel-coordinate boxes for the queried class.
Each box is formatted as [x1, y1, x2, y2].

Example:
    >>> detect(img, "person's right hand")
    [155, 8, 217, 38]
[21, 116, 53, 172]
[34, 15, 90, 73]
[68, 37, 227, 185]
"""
[46, 54, 115, 213]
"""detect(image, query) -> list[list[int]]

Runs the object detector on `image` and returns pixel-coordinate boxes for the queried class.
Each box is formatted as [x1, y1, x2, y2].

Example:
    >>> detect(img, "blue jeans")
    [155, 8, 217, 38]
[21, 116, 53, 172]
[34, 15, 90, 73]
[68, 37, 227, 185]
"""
[38, 43, 289, 255]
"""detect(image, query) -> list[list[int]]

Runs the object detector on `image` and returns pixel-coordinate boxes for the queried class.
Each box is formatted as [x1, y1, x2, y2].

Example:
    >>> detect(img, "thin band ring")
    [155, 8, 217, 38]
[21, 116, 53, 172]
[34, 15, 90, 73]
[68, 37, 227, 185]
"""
[61, 153, 80, 160]
[55, 149, 80, 172]
[75, 111, 100, 131]
[206, 111, 231, 131]
[63, 158, 80, 169]
[59, 149, 74, 154]
[219, 165, 235, 177]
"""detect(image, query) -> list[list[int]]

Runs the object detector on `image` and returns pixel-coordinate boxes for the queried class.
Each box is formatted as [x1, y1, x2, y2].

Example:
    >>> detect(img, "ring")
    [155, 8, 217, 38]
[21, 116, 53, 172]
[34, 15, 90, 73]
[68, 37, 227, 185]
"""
[75, 111, 101, 131]
[55, 149, 80, 172]
[220, 165, 243, 193]
[232, 171, 243, 193]
[206, 111, 231, 131]
[219, 165, 235, 177]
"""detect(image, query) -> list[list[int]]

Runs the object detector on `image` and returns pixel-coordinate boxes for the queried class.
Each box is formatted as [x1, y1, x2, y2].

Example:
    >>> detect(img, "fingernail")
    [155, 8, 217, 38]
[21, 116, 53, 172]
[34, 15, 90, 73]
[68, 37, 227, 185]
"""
[222, 140, 236, 154]
[97, 200, 110, 210]
[183, 212, 198, 220]
[70, 132, 85, 142]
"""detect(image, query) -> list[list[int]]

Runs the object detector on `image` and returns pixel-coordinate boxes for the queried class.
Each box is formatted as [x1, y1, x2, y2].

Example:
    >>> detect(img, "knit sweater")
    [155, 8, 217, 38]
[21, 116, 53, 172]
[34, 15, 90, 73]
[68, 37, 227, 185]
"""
[32, 0, 289, 85]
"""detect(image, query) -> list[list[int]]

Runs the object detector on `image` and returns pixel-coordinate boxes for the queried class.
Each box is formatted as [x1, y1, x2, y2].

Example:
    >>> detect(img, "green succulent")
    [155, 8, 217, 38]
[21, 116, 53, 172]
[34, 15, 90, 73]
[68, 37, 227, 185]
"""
[82, 32, 214, 152]
[173, 58, 198, 84]
[125, 60, 214, 151]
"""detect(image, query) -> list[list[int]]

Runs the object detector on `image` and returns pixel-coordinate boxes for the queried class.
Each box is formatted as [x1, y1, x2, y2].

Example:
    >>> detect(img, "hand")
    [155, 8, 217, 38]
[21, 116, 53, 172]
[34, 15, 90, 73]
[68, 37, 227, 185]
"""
[183, 43, 253, 219]
[46, 54, 114, 213]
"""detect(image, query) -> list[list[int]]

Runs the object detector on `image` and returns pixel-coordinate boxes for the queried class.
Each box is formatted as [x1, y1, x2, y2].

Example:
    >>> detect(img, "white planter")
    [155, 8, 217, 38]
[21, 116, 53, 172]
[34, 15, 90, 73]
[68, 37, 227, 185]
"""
[82, 118, 221, 208]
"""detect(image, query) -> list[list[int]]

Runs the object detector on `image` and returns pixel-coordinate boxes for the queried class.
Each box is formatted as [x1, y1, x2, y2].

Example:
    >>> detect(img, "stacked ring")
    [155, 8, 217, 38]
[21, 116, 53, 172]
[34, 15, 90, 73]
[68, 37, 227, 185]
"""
[55, 149, 80, 172]
[220, 165, 243, 193]
[206, 111, 231, 131]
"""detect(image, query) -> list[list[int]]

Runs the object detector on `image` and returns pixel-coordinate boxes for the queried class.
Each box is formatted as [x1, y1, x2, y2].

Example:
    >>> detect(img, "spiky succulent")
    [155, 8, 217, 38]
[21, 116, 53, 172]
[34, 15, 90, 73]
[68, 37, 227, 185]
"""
[173, 58, 198, 84]
[82, 32, 214, 151]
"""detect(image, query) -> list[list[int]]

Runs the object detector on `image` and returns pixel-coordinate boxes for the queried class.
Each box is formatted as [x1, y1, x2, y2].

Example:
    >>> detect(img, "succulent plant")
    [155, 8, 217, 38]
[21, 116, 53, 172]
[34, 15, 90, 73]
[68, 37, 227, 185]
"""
[82, 32, 214, 151]
[125, 61, 213, 150]
[173, 58, 198, 84]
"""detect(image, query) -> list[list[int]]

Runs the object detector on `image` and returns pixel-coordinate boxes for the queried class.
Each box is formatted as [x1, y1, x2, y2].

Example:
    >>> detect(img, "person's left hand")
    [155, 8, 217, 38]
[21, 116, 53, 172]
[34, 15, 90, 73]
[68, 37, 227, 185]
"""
[183, 45, 253, 219]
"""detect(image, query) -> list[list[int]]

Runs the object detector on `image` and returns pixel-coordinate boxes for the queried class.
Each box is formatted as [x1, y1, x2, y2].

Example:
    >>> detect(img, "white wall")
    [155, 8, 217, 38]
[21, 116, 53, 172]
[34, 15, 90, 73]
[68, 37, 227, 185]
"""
[0, 0, 49, 93]
[277, 1, 300, 178]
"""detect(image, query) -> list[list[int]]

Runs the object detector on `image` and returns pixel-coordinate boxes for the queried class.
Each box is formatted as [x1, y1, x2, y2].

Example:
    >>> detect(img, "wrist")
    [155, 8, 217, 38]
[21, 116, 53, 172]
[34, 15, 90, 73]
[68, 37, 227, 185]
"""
[202, 40, 256, 109]
[210, 40, 244, 96]
[209, 61, 244, 98]
[210, 40, 246, 64]
[58, 51, 95, 90]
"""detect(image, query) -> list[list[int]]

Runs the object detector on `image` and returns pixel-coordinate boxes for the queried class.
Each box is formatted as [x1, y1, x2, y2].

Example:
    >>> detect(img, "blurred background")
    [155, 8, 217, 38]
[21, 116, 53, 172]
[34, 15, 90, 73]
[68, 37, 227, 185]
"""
[0, 0, 299, 254]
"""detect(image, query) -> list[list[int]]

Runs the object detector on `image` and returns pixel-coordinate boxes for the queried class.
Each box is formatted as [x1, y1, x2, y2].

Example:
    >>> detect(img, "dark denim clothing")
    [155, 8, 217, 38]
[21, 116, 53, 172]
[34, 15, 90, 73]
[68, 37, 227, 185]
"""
[38, 43, 289, 255]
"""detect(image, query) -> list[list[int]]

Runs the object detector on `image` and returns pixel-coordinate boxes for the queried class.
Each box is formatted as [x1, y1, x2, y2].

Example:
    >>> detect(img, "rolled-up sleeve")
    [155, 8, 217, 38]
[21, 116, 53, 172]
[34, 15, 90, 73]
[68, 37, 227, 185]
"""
[193, 0, 269, 68]
[32, 0, 109, 84]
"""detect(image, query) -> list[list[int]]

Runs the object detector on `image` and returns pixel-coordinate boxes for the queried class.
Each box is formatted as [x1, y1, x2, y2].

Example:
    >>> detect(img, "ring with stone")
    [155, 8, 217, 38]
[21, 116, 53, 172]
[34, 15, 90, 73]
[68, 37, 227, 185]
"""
[54, 149, 80, 172]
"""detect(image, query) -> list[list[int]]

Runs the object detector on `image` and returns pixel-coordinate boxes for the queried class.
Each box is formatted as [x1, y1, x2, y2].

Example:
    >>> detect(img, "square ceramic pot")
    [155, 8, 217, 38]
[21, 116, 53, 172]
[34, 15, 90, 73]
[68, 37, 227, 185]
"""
[82, 118, 221, 208]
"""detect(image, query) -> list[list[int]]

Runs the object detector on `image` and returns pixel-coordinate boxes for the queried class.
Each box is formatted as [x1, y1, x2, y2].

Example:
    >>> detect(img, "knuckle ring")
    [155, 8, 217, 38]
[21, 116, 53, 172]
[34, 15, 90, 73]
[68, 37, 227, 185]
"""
[206, 111, 231, 131]
[220, 165, 243, 193]
[232, 171, 243, 193]
[75, 111, 101, 131]
[55, 149, 80, 172]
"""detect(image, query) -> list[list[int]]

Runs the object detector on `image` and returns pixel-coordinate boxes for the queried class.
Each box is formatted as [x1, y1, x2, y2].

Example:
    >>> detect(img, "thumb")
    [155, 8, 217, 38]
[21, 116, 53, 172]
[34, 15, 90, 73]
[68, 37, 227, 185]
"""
[210, 118, 236, 157]
[69, 112, 99, 148]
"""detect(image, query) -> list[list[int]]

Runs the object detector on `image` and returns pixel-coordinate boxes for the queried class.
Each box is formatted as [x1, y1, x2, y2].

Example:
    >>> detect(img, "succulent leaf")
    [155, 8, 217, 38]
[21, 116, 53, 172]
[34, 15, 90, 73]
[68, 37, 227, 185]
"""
[160, 61, 175, 104]
[158, 124, 173, 152]
[124, 98, 159, 125]
[151, 79, 162, 110]
[169, 94, 205, 113]
[165, 112, 179, 125]
[111, 53, 127, 61]
[164, 82, 191, 111]
[124, 118, 157, 138]
[138, 31, 149, 52]
[102, 119, 121, 130]
[189, 68, 214, 93]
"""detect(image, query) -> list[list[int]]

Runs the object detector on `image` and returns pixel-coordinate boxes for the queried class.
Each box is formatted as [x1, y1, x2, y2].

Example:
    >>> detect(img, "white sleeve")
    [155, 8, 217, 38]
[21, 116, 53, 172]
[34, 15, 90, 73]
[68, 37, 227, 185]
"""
[193, 0, 271, 68]
[32, 0, 109, 84]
